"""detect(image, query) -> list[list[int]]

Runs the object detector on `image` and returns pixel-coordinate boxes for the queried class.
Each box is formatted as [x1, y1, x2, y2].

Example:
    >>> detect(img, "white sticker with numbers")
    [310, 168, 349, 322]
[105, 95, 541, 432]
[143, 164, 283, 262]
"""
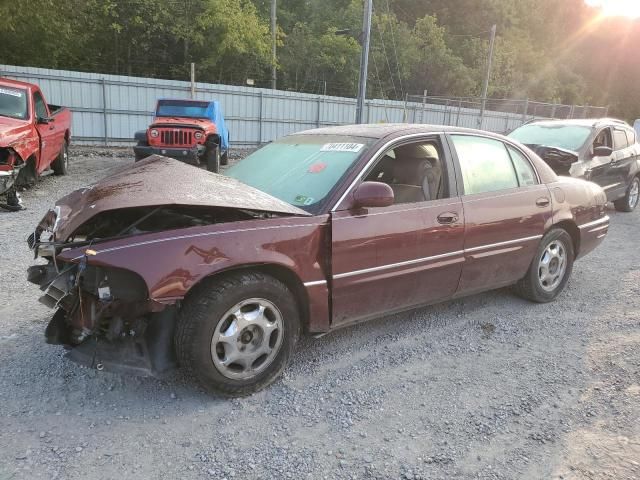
[0, 87, 24, 98]
[320, 143, 364, 153]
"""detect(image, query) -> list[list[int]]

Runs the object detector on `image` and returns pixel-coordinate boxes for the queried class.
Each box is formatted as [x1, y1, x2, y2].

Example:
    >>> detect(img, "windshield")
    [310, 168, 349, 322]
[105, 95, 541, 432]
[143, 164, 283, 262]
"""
[508, 124, 592, 151]
[226, 135, 374, 213]
[156, 100, 210, 119]
[0, 87, 28, 120]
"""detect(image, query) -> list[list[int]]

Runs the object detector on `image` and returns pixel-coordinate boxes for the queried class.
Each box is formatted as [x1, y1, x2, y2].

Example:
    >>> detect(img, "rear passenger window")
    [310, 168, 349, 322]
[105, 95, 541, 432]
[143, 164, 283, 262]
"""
[613, 129, 629, 150]
[507, 146, 538, 186]
[451, 135, 518, 195]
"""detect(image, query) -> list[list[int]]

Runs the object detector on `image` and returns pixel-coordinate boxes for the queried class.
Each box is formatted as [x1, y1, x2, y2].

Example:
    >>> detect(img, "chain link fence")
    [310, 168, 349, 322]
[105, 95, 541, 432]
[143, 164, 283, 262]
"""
[404, 95, 609, 134]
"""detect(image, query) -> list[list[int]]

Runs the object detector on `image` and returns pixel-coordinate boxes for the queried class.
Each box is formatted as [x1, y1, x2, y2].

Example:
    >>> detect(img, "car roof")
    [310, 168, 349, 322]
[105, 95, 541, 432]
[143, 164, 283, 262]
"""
[0, 77, 34, 90]
[521, 118, 630, 129]
[293, 123, 512, 140]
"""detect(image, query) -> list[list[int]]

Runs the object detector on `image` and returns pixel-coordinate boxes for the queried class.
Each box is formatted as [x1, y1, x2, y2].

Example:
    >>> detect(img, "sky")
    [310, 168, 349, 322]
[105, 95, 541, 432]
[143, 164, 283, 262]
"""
[584, 0, 640, 18]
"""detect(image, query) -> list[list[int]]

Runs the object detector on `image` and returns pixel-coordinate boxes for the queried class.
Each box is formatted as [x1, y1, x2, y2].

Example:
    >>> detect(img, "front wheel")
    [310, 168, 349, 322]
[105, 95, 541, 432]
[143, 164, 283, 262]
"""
[513, 228, 574, 303]
[51, 141, 69, 175]
[174, 272, 300, 396]
[205, 144, 220, 173]
[614, 176, 639, 212]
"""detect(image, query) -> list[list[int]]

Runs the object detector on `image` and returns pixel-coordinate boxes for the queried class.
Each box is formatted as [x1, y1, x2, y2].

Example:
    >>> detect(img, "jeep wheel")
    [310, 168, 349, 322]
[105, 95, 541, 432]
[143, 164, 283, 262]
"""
[614, 176, 639, 212]
[52, 141, 69, 175]
[175, 272, 300, 396]
[206, 144, 221, 173]
[221, 149, 229, 166]
[134, 142, 149, 162]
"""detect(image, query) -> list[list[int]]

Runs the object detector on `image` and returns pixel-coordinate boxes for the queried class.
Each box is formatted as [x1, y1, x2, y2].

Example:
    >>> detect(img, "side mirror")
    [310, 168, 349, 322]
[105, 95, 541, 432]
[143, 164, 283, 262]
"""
[352, 181, 394, 209]
[593, 145, 613, 157]
[37, 116, 54, 125]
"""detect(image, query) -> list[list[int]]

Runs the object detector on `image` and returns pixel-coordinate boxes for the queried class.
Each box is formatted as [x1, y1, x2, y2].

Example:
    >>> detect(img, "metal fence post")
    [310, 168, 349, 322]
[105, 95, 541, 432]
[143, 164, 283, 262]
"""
[455, 99, 462, 126]
[569, 104, 575, 119]
[101, 78, 108, 146]
[258, 91, 263, 146]
[604, 105, 610, 117]
[551, 103, 556, 119]
[316, 96, 322, 128]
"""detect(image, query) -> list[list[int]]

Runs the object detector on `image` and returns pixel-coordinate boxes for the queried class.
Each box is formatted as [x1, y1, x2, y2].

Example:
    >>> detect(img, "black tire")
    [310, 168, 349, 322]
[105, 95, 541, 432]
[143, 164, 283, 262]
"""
[221, 149, 229, 166]
[134, 141, 149, 162]
[51, 141, 69, 175]
[205, 144, 221, 173]
[174, 272, 300, 396]
[613, 176, 639, 212]
[513, 228, 574, 303]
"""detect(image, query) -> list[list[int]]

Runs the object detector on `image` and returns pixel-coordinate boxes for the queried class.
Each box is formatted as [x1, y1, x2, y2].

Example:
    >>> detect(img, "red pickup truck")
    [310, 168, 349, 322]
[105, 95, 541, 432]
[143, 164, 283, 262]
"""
[0, 78, 72, 209]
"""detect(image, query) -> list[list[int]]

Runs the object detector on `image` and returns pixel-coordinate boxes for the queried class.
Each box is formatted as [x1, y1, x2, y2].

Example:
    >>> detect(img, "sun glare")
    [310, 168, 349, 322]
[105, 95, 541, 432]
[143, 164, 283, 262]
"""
[585, 0, 640, 18]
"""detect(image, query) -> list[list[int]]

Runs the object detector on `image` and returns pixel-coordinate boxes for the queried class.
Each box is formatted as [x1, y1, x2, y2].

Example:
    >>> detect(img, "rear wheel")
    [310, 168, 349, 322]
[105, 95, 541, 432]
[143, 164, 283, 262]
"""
[221, 149, 229, 166]
[174, 272, 300, 396]
[513, 228, 574, 303]
[614, 176, 639, 212]
[51, 141, 69, 175]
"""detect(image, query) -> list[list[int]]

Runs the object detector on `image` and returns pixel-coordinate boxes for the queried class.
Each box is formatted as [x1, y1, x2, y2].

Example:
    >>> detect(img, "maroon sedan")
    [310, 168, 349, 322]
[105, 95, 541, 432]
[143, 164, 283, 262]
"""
[27, 125, 609, 396]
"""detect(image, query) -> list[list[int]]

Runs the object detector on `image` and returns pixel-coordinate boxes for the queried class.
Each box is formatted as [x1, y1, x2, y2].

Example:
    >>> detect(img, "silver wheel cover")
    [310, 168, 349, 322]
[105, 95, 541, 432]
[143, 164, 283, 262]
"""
[210, 298, 284, 380]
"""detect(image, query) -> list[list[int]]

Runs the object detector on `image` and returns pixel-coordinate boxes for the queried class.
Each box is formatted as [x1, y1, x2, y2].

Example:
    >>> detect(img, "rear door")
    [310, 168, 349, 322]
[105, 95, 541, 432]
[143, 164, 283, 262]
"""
[447, 134, 552, 296]
[32, 90, 58, 171]
[330, 135, 465, 327]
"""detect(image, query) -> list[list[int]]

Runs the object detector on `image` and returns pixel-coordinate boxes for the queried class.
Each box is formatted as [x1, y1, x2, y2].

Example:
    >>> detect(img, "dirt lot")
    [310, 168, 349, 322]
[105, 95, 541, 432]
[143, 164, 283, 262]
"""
[1, 146, 639, 480]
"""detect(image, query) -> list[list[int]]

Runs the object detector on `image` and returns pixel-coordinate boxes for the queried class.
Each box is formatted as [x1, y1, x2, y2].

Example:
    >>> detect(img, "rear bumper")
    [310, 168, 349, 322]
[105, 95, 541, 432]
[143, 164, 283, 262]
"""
[577, 215, 609, 259]
[133, 145, 205, 165]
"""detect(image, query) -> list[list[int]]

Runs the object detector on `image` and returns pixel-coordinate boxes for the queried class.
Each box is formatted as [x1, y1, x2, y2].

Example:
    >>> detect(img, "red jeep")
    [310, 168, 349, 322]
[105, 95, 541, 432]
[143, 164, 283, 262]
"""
[0, 78, 72, 209]
[133, 99, 230, 173]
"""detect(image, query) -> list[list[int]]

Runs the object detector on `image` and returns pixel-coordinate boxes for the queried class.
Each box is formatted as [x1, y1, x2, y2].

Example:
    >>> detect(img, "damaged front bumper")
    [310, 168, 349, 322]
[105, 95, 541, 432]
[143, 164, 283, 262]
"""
[27, 258, 178, 378]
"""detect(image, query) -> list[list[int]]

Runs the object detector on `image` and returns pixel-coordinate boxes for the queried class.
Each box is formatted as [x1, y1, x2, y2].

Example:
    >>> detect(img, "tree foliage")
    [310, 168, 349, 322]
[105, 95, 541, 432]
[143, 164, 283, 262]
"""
[0, 0, 638, 119]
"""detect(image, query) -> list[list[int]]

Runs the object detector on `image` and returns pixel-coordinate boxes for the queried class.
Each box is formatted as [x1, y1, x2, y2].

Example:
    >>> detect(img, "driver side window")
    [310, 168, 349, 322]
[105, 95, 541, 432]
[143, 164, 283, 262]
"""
[363, 140, 448, 204]
[593, 128, 612, 150]
[33, 92, 48, 119]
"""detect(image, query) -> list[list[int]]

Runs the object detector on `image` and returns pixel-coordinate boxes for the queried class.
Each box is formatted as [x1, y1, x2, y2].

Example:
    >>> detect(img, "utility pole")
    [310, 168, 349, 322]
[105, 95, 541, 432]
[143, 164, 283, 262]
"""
[190, 63, 195, 99]
[271, 0, 277, 90]
[355, 0, 372, 124]
[478, 24, 496, 129]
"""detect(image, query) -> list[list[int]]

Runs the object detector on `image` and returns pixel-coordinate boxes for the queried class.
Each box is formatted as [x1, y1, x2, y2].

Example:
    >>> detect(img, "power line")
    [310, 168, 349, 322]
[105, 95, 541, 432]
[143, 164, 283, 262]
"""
[384, 0, 405, 99]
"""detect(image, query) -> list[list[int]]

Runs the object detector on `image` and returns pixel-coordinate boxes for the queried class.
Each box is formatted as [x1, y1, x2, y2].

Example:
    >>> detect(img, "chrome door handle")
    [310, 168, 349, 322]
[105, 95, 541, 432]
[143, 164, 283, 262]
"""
[535, 197, 550, 207]
[437, 212, 459, 224]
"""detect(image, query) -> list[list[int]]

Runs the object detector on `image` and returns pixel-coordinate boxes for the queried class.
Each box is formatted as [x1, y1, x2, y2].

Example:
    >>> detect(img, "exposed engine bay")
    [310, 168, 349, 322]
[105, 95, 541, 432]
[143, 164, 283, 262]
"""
[27, 204, 278, 376]
[525, 144, 579, 175]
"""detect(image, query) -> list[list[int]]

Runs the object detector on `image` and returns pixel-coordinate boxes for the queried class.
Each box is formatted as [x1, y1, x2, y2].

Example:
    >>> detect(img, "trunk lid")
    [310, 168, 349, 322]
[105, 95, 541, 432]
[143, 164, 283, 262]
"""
[51, 155, 310, 240]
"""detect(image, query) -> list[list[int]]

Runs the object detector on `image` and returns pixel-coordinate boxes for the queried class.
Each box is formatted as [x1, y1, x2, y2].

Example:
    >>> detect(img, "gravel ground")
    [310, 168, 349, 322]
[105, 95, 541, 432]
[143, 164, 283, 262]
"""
[1, 146, 639, 480]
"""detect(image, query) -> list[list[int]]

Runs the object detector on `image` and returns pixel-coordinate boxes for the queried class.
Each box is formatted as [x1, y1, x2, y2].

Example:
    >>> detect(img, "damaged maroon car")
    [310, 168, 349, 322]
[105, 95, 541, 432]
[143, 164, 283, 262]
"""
[28, 125, 610, 396]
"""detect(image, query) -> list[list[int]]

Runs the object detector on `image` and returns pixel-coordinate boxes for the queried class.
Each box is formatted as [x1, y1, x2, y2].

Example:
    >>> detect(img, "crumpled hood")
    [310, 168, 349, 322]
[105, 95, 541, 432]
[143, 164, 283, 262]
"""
[524, 144, 579, 173]
[50, 155, 309, 240]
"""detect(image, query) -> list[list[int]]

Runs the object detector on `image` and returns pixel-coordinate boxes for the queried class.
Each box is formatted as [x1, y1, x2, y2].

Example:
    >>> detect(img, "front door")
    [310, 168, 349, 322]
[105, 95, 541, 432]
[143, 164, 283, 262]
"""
[33, 91, 58, 172]
[447, 134, 552, 295]
[587, 127, 617, 195]
[330, 136, 465, 327]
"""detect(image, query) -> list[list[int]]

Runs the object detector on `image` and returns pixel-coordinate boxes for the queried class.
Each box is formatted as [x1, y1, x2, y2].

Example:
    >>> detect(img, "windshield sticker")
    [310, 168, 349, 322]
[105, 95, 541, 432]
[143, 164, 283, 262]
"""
[308, 162, 327, 173]
[294, 195, 315, 206]
[0, 87, 24, 98]
[320, 143, 364, 153]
